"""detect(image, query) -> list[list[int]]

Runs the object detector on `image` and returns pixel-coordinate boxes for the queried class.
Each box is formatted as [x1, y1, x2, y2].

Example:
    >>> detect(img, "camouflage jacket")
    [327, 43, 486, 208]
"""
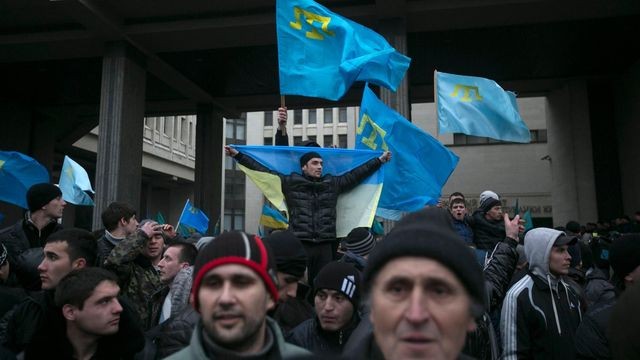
[104, 230, 164, 331]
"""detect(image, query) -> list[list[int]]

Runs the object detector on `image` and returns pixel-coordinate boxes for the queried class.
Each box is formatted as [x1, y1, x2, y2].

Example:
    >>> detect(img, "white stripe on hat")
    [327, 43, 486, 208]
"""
[341, 278, 349, 294]
[240, 232, 251, 260]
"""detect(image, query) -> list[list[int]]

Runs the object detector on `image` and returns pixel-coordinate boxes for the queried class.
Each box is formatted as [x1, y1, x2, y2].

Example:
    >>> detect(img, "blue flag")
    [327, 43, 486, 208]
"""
[276, 0, 411, 101]
[436, 71, 531, 143]
[232, 145, 384, 237]
[357, 85, 459, 219]
[0, 151, 49, 209]
[59, 156, 94, 206]
[177, 199, 209, 236]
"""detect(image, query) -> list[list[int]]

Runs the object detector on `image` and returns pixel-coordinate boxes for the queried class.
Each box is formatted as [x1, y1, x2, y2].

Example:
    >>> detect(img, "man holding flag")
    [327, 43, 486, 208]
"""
[225, 145, 391, 283]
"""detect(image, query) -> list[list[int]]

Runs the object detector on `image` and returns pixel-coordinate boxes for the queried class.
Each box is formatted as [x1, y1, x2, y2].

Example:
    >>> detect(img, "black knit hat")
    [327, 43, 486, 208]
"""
[0, 243, 7, 267]
[191, 231, 279, 310]
[314, 261, 361, 307]
[299, 151, 322, 167]
[610, 233, 640, 279]
[27, 183, 62, 212]
[364, 207, 486, 312]
[263, 231, 307, 278]
[344, 227, 376, 257]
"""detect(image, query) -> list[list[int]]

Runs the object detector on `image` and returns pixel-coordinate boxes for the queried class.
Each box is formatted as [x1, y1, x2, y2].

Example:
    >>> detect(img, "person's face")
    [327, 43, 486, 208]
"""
[122, 215, 138, 236]
[0, 261, 9, 282]
[485, 205, 503, 221]
[302, 158, 323, 178]
[450, 203, 466, 221]
[64, 280, 123, 336]
[315, 289, 354, 332]
[548, 245, 572, 276]
[197, 264, 275, 353]
[142, 234, 164, 261]
[370, 257, 476, 360]
[43, 196, 66, 219]
[276, 272, 299, 302]
[38, 241, 83, 289]
[157, 246, 188, 283]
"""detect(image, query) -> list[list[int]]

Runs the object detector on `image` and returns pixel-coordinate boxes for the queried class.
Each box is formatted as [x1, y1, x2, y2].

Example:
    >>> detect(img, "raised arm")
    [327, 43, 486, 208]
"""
[224, 145, 283, 176]
[275, 107, 289, 146]
[334, 151, 391, 193]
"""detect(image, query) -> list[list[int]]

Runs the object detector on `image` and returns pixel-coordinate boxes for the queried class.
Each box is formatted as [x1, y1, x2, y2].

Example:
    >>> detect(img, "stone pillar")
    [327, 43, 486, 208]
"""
[194, 104, 224, 234]
[92, 42, 146, 230]
[546, 80, 598, 226]
[379, 18, 410, 119]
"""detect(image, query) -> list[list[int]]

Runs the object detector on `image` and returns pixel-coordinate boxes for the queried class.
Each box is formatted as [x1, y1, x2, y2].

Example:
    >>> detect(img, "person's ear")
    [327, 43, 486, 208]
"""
[72, 258, 87, 269]
[266, 293, 276, 311]
[62, 304, 77, 321]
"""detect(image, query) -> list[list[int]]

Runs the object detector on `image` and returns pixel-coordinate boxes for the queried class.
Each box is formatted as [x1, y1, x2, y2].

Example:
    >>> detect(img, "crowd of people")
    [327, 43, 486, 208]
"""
[0, 139, 639, 359]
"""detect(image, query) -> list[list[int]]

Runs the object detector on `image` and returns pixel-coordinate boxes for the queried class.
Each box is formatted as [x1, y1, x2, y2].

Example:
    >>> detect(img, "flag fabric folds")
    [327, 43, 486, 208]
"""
[59, 155, 95, 206]
[232, 145, 384, 238]
[177, 199, 209, 236]
[357, 85, 459, 219]
[276, 0, 411, 101]
[260, 204, 289, 230]
[522, 209, 534, 232]
[435, 71, 531, 143]
[0, 151, 49, 209]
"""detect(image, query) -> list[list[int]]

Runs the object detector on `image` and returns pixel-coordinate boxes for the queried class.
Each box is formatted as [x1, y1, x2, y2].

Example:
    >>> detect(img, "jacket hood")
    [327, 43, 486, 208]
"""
[524, 228, 564, 279]
[170, 266, 194, 318]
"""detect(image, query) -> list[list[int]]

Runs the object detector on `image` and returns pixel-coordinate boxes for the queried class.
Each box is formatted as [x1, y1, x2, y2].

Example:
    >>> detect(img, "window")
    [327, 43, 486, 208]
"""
[324, 108, 333, 124]
[224, 210, 245, 231]
[144, 118, 153, 128]
[181, 118, 188, 143]
[234, 214, 244, 230]
[294, 109, 303, 125]
[453, 129, 548, 145]
[188, 121, 194, 145]
[264, 111, 273, 127]
[163, 117, 172, 136]
[155, 117, 162, 132]
[293, 136, 302, 145]
[338, 134, 347, 148]
[338, 108, 347, 123]
[308, 110, 317, 124]
[225, 156, 235, 170]
[236, 122, 246, 140]
[324, 135, 333, 147]
[225, 122, 234, 139]
[264, 137, 273, 146]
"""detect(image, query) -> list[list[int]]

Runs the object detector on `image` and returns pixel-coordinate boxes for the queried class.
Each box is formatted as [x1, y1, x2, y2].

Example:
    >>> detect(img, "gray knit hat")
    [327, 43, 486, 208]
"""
[344, 227, 376, 257]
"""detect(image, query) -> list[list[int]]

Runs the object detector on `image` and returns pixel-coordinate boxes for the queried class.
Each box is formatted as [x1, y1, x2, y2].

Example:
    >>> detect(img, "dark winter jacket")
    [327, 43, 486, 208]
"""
[0, 290, 54, 354]
[452, 216, 475, 246]
[574, 301, 614, 360]
[154, 306, 200, 359]
[583, 267, 616, 308]
[234, 152, 382, 243]
[0, 219, 62, 263]
[287, 314, 360, 355]
[469, 210, 505, 251]
[97, 231, 124, 266]
[501, 228, 582, 360]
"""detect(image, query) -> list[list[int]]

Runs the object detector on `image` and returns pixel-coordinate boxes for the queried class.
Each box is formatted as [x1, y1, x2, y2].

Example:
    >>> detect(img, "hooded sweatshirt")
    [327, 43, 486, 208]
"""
[501, 228, 582, 360]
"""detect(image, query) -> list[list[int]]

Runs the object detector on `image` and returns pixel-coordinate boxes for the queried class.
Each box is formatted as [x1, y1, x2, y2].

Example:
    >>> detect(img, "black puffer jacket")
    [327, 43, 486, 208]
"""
[154, 307, 200, 359]
[287, 315, 360, 355]
[575, 301, 614, 360]
[234, 152, 382, 243]
[469, 210, 505, 250]
[0, 220, 62, 263]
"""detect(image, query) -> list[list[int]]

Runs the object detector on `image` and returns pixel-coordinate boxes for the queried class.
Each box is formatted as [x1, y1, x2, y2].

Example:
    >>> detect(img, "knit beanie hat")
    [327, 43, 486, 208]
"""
[364, 207, 486, 314]
[610, 233, 640, 279]
[191, 231, 279, 310]
[27, 183, 62, 212]
[344, 227, 376, 257]
[314, 261, 361, 307]
[299, 151, 322, 167]
[479, 190, 501, 214]
[263, 231, 307, 278]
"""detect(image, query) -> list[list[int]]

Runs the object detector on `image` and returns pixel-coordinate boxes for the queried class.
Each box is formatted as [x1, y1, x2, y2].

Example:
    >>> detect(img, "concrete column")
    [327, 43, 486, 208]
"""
[194, 105, 224, 234]
[546, 80, 598, 226]
[92, 42, 146, 230]
[379, 18, 410, 119]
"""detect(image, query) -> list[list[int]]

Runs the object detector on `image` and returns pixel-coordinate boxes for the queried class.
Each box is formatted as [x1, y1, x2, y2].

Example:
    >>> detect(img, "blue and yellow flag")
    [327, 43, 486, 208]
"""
[357, 85, 459, 219]
[177, 199, 209, 236]
[260, 204, 289, 230]
[0, 151, 49, 209]
[436, 71, 531, 143]
[59, 155, 94, 206]
[232, 145, 384, 237]
[276, 0, 411, 101]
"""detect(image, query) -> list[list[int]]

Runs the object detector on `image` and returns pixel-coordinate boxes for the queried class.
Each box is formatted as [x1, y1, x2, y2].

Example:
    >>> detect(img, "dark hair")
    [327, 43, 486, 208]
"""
[46, 228, 98, 266]
[54, 267, 118, 309]
[168, 242, 198, 265]
[101, 202, 136, 232]
[449, 192, 465, 201]
[449, 198, 466, 208]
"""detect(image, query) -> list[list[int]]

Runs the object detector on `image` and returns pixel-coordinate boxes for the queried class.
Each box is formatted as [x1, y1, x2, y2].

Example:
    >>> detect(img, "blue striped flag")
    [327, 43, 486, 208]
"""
[0, 151, 49, 209]
[260, 204, 289, 230]
[436, 71, 531, 143]
[59, 155, 94, 206]
[177, 199, 209, 236]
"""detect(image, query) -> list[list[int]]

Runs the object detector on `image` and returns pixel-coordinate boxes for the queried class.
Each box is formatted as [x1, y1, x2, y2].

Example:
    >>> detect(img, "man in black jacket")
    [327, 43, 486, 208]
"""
[225, 145, 391, 283]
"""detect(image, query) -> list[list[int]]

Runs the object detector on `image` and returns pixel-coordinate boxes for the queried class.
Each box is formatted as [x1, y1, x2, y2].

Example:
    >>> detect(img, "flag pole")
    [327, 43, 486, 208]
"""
[175, 198, 189, 230]
[433, 70, 439, 137]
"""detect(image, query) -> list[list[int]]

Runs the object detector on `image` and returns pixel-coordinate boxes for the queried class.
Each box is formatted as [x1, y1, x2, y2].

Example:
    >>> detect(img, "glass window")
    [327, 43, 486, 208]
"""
[338, 108, 347, 123]
[224, 214, 232, 231]
[163, 117, 172, 135]
[225, 122, 234, 139]
[294, 109, 303, 125]
[181, 118, 188, 143]
[236, 123, 246, 140]
[308, 110, 317, 124]
[264, 137, 272, 146]
[293, 136, 302, 145]
[324, 108, 333, 123]
[338, 134, 347, 148]
[265, 111, 273, 127]
[225, 156, 235, 170]
[234, 214, 244, 230]
[324, 135, 333, 147]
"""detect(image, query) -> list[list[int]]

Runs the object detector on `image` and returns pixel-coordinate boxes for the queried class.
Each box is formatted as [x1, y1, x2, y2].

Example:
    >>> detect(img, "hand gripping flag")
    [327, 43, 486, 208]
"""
[276, 0, 411, 101]
[0, 151, 49, 208]
[232, 145, 384, 238]
[435, 71, 531, 143]
[59, 155, 95, 206]
[177, 199, 209, 236]
[357, 84, 459, 220]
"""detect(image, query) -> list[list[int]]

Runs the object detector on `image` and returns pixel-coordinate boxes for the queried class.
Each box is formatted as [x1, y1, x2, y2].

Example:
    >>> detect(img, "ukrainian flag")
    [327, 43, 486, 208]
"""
[233, 145, 384, 238]
[260, 204, 289, 230]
